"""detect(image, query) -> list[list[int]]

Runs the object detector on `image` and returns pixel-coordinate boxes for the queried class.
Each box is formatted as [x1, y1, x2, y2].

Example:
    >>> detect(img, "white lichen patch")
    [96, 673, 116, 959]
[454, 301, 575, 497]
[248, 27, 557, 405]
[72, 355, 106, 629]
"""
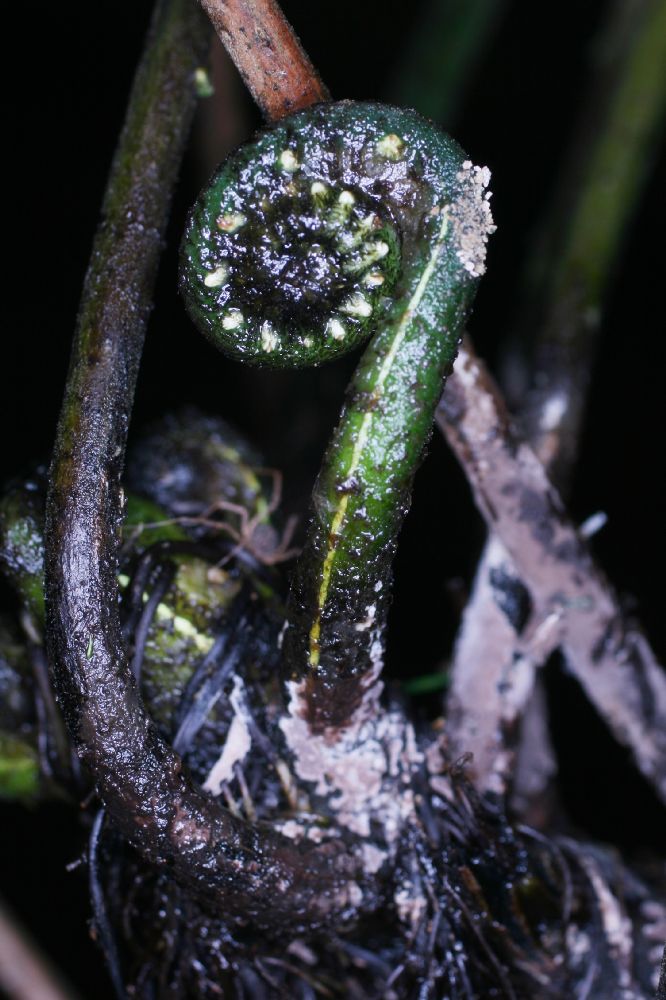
[203, 264, 228, 288]
[327, 318, 347, 341]
[449, 160, 496, 278]
[278, 149, 300, 172]
[202, 676, 252, 795]
[341, 293, 373, 318]
[222, 309, 244, 330]
[376, 133, 405, 161]
[216, 211, 247, 233]
[279, 662, 423, 844]
[260, 320, 279, 352]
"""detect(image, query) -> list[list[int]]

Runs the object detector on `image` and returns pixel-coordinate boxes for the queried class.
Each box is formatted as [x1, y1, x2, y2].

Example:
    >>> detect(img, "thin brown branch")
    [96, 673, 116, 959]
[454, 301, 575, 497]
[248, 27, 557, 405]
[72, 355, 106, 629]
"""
[198, 0, 329, 121]
[437, 340, 666, 805]
[0, 898, 81, 1000]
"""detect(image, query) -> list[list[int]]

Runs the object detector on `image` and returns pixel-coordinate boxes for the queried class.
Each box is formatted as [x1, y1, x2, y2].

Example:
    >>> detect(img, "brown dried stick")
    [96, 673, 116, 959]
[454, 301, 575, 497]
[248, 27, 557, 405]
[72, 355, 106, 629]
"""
[437, 341, 666, 805]
[198, 0, 329, 120]
[444, 0, 666, 799]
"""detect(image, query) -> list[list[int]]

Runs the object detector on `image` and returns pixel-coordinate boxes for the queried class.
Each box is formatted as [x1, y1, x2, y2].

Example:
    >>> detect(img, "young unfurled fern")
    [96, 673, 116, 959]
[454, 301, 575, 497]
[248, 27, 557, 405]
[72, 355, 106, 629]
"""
[181, 100, 495, 729]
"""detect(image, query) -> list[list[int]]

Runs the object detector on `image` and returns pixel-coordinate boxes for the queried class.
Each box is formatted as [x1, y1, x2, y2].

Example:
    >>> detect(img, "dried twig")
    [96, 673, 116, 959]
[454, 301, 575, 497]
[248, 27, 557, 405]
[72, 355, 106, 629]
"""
[445, 0, 666, 799]
[198, 0, 329, 120]
[437, 341, 666, 805]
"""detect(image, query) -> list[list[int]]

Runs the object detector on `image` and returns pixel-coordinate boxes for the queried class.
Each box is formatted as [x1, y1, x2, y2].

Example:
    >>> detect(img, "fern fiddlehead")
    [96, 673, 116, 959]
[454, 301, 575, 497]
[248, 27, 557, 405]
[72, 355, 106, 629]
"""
[182, 101, 495, 730]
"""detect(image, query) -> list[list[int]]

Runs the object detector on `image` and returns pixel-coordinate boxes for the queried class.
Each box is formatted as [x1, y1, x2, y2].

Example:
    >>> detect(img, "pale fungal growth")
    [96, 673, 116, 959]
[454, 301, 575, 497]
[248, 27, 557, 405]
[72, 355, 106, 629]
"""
[203, 264, 228, 288]
[361, 843, 388, 874]
[260, 320, 279, 352]
[222, 309, 244, 330]
[449, 160, 496, 278]
[354, 603, 377, 632]
[376, 133, 405, 160]
[278, 149, 300, 172]
[363, 271, 384, 287]
[327, 318, 347, 340]
[341, 292, 373, 318]
[216, 211, 247, 233]
[279, 665, 424, 843]
[394, 886, 428, 929]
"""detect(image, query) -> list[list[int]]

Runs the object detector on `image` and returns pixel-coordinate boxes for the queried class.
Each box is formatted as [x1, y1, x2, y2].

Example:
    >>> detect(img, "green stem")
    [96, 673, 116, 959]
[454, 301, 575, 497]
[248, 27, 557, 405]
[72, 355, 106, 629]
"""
[181, 101, 494, 729]
[523, 0, 666, 479]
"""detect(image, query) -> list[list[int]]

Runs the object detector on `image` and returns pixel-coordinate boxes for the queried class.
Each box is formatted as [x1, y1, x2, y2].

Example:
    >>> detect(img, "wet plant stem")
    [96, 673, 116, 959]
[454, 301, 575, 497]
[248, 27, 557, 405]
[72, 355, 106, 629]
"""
[45, 0, 369, 926]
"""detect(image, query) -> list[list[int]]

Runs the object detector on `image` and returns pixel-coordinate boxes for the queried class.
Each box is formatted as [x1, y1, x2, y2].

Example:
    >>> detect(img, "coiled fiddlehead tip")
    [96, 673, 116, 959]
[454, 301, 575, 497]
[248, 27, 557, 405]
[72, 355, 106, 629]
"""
[181, 99, 495, 731]
[180, 101, 494, 369]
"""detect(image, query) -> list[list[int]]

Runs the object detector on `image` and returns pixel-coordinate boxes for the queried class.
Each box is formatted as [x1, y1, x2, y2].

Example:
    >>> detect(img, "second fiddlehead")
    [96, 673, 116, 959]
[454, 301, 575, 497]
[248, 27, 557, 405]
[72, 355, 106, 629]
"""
[181, 100, 495, 729]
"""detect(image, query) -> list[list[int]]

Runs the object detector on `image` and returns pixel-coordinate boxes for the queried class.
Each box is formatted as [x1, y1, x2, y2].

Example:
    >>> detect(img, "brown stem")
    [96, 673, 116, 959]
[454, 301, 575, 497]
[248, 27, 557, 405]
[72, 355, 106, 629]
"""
[198, 0, 329, 120]
[45, 0, 370, 927]
[437, 341, 666, 805]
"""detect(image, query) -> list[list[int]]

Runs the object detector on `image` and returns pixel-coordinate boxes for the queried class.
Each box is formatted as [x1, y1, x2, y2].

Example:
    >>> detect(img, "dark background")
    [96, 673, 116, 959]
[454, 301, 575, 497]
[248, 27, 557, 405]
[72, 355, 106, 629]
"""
[3, 0, 665, 994]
